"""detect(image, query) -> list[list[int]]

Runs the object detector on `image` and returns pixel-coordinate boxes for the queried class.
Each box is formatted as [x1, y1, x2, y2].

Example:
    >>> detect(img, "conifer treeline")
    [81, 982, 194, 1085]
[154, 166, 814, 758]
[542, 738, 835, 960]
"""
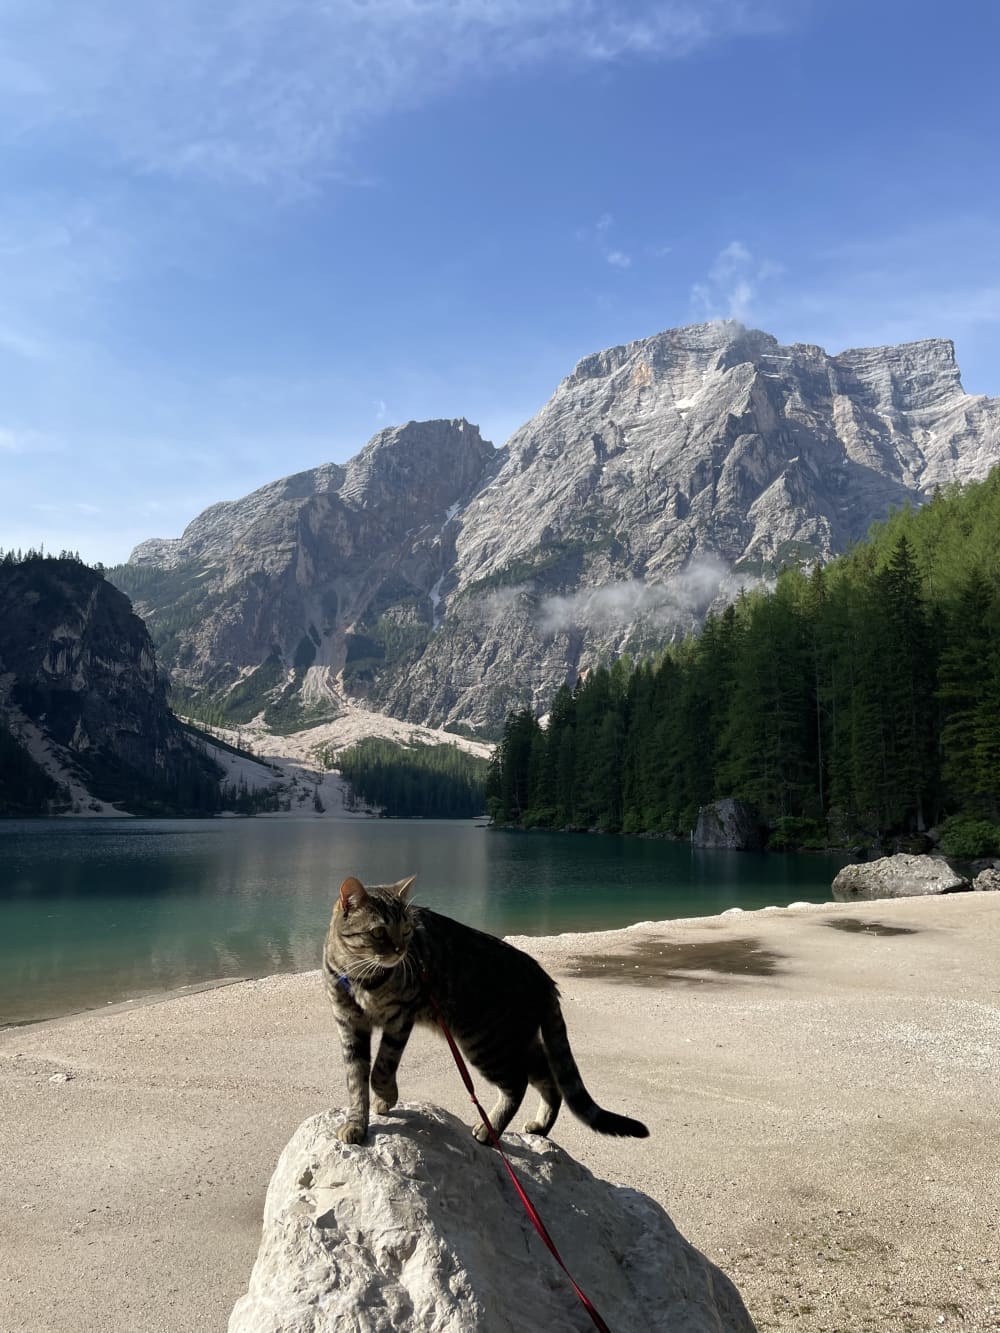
[487, 473, 1000, 848]
[326, 738, 488, 818]
[0, 548, 91, 567]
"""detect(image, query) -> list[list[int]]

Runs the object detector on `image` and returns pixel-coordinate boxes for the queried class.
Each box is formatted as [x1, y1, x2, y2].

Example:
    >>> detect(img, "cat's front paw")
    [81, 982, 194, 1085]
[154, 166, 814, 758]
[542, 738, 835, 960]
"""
[336, 1120, 368, 1145]
[472, 1121, 493, 1145]
[371, 1077, 398, 1114]
[523, 1120, 549, 1136]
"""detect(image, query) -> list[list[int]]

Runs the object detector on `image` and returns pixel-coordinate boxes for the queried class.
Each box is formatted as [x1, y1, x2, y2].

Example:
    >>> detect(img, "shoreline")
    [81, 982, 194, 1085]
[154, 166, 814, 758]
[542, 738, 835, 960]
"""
[1, 895, 842, 1032]
[0, 974, 252, 1034]
[2, 892, 998, 1333]
[0, 892, 841, 1032]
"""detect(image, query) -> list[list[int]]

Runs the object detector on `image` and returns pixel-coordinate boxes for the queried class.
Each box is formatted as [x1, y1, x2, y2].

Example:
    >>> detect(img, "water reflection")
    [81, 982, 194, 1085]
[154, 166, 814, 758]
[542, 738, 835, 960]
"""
[0, 819, 849, 1024]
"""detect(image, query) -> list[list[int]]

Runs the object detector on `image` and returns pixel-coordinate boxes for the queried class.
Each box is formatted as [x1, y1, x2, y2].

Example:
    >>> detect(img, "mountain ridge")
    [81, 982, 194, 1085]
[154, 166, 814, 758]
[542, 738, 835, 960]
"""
[112, 320, 1000, 734]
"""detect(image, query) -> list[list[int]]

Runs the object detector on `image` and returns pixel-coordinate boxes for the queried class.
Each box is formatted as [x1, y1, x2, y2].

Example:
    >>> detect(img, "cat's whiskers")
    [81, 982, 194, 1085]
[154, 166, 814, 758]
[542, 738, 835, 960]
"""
[349, 958, 384, 985]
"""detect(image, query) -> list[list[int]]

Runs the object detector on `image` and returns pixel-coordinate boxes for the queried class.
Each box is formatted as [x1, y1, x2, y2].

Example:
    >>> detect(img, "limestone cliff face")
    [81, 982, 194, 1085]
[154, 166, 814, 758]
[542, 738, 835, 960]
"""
[0, 558, 221, 814]
[389, 323, 998, 726]
[117, 419, 498, 731]
[452, 324, 995, 589]
[114, 324, 1000, 734]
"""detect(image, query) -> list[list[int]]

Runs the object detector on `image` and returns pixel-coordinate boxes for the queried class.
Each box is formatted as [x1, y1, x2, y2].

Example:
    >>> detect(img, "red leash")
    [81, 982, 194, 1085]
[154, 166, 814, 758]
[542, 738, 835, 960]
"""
[422, 977, 613, 1333]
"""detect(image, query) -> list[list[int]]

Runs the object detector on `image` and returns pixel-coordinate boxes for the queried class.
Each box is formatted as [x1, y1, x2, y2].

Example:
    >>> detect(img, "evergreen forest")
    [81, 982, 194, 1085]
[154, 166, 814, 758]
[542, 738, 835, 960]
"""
[487, 472, 1000, 855]
[0, 547, 90, 567]
[325, 738, 488, 818]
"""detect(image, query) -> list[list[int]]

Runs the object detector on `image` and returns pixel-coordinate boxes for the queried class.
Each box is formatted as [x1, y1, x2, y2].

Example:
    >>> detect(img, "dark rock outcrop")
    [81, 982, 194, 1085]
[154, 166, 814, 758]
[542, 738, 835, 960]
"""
[0, 558, 223, 815]
[693, 798, 766, 850]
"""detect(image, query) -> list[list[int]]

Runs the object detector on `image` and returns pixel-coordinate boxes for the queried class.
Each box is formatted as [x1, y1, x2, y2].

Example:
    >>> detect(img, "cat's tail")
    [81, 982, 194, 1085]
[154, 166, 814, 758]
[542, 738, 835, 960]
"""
[540, 999, 649, 1138]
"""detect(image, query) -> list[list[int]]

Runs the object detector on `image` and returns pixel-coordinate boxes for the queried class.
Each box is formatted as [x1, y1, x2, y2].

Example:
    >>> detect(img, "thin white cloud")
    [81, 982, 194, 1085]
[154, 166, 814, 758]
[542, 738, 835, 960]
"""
[537, 558, 741, 634]
[691, 239, 781, 323]
[578, 212, 636, 271]
[0, 194, 137, 359]
[711, 240, 752, 280]
[28, 498, 103, 518]
[0, 1, 789, 189]
[0, 425, 55, 454]
[0, 325, 46, 360]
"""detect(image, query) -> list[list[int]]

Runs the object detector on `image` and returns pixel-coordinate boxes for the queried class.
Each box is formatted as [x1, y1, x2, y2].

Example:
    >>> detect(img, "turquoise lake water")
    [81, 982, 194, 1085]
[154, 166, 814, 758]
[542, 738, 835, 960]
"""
[0, 818, 850, 1025]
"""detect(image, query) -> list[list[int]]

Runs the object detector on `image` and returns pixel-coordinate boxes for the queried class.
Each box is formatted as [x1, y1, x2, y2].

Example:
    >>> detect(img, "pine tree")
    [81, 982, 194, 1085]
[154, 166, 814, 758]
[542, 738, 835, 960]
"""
[939, 569, 1000, 815]
[877, 536, 937, 829]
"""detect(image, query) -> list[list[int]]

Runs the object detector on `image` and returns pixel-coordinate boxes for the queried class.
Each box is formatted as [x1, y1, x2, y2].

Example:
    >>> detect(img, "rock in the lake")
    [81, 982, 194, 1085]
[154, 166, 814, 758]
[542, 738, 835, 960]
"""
[693, 799, 765, 851]
[973, 867, 1000, 893]
[832, 853, 971, 901]
[229, 1103, 757, 1333]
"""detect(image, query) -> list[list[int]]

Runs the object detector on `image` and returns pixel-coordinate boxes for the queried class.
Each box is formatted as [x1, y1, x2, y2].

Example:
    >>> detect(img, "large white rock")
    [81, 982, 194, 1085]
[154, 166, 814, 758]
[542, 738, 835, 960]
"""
[832, 853, 970, 901]
[229, 1103, 757, 1333]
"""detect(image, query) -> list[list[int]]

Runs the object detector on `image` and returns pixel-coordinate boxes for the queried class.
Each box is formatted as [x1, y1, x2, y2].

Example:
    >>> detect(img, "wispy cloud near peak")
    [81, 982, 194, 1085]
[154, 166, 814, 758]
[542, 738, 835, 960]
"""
[692, 239, 782, 323]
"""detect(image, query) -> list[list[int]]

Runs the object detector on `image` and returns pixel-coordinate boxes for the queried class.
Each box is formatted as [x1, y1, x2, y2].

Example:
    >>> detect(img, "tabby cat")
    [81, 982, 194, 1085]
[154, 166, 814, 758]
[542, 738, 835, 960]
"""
[323, 874, 649, 1146]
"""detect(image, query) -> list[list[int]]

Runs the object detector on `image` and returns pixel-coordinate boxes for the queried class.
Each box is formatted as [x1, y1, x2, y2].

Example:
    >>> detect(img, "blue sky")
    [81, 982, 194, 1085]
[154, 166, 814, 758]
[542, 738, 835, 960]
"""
[1, 0, 998, 565]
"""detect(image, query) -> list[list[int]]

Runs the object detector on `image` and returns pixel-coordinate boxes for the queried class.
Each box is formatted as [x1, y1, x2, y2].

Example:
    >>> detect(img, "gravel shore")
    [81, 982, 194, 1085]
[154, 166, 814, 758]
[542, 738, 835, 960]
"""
[1, 893, 998, 1332]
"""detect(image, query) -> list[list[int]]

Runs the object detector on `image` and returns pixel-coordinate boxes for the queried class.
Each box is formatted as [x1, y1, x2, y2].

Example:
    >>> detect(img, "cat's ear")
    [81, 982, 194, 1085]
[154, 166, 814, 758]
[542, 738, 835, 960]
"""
[339, 876, 367, 915]
[393, 875, 417, 901]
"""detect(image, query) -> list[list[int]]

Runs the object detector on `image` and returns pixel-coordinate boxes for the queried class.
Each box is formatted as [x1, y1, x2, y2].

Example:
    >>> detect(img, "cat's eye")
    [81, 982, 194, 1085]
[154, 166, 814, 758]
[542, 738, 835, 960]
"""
[371, 927, 389, 944]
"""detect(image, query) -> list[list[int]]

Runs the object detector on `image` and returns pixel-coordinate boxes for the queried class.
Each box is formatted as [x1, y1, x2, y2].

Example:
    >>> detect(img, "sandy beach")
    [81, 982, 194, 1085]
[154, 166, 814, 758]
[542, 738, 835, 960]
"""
[1, 893, 998, 1333]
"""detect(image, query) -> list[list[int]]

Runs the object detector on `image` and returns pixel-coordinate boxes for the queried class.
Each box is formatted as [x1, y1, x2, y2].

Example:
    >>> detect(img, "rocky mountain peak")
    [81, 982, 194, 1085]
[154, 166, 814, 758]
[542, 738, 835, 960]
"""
[337, 417, 495, 516]
[830, 336, 963, 412]
[565, 319, 751, 389]
[130, 419, 495, 573]
[114, 322, 999, 733]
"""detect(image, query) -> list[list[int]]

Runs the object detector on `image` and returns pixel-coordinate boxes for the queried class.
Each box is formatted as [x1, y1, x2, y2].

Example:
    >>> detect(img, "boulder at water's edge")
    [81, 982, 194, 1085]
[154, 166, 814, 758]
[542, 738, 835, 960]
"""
[832, 853, 970, 902]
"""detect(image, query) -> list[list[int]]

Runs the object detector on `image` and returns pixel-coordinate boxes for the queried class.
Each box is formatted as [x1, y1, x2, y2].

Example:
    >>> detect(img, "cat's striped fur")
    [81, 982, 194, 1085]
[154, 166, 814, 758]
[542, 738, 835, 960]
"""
[323, 875, 649, 1146]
